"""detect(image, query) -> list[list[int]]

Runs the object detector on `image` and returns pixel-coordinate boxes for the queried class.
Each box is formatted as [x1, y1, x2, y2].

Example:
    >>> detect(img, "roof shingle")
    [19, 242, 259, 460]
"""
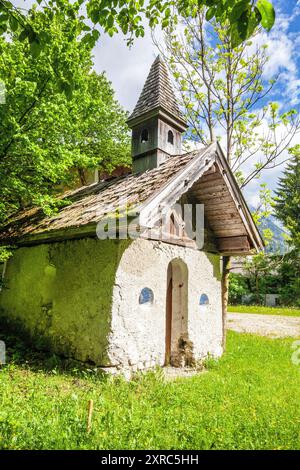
[0, 150, 204, 243]
[127, 55, 186, 124]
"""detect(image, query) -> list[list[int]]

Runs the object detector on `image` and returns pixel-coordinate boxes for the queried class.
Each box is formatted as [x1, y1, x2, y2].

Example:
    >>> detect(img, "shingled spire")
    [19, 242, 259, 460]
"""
[128, 55, 186, 126]
[127, 56, 188, 173]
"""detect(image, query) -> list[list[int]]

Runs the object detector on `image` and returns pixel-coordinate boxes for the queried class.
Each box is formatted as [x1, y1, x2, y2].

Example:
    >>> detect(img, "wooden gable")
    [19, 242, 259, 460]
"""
[190, 164, 251, 254]
[139, 143, 264, 256]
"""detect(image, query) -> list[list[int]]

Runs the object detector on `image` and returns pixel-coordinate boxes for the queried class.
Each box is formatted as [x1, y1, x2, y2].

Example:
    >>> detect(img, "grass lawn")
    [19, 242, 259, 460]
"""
[228, 305, 300, 316]
[0, 331, 299, 450]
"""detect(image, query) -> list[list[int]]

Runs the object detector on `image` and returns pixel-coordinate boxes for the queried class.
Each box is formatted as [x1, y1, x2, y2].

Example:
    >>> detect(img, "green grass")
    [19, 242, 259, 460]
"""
[228, 305, 300, 316]
[0, 331, 300, 450]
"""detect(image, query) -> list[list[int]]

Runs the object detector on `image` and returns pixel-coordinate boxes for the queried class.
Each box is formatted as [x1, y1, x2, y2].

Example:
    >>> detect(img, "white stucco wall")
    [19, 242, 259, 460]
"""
[108, 238, 223, 370]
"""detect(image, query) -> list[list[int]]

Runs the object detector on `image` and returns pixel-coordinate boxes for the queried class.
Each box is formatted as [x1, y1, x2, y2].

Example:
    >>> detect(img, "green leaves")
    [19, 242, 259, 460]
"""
[9, 15, 18, 32]
[0, 0, 276, 60]
[58, 80, 74, 101]
[30, 38, 42, 58]
[0, 1, 130, 225]
[107, 14, 114, 29]
[205, 6, 215, 21]
[230, 1, 248, 23]
[256, 0, 275, 31]
[18, 25, 42, 57]
[226, 0, 276, 47]
[238, 8, 260, 41]
[274, 147, 300, 249]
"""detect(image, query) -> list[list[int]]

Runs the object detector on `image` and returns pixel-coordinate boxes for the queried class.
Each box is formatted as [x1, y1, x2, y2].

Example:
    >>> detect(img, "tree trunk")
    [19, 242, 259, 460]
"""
[255, 274, 260, 304]
[78, 168, 87, 186]
[222, 255, 231, 351]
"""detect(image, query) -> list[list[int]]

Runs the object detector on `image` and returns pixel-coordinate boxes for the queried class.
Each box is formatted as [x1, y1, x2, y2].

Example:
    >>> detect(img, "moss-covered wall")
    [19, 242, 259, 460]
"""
[0, 238, 130, 365]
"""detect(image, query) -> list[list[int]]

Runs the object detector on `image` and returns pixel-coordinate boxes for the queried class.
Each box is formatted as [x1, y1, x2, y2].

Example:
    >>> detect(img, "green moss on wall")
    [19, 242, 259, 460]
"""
[0, 238, 131, 365]
[206, 252, 222, 281]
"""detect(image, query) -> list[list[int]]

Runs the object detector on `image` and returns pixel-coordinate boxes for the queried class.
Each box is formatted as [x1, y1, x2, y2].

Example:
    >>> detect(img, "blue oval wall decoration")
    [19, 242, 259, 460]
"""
[139, 288, 154, 305]
[199, 294, 209, 305]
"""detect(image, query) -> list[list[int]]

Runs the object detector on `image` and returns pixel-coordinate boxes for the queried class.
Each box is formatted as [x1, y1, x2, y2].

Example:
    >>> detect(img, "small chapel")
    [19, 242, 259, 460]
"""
[0, 56, 263, 372]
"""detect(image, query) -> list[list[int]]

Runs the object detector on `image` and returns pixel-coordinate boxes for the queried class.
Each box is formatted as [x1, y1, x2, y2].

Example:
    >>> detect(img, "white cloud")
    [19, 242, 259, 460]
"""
[240, 122, 300, 205]
[10, 0, 300, 208]
[243, 163, 285, 208]
[250, 3, 300, 105]
[93, 26, 159, 113]
[12, 1, 158, 113]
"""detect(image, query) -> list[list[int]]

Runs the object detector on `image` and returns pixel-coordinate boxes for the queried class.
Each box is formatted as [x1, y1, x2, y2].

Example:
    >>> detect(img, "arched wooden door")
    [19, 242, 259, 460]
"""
[165, 269, 173, 365]
[165, 259, 188, 366]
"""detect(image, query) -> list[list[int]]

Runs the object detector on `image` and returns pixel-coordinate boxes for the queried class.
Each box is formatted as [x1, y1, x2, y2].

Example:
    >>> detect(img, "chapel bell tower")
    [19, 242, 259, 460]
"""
[127, 55, 188, 173]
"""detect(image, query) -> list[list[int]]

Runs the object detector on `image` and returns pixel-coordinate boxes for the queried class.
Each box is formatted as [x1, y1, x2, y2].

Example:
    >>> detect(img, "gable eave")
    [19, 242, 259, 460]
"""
[138, 141, 264, 255]
[127, 106, 188, 132]
[138, 143, 217, 227]
[215, 142, 264, 252]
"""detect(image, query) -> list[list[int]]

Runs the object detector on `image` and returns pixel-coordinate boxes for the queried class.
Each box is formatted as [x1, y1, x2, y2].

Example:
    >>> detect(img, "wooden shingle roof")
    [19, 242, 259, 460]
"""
[0, 149, 203, 245]
[0, 144, 264, 255]
[127, 55, 187, 126]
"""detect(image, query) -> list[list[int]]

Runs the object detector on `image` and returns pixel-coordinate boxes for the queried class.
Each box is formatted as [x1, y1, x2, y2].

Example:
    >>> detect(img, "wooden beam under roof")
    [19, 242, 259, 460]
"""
[217, 236, 251, 254]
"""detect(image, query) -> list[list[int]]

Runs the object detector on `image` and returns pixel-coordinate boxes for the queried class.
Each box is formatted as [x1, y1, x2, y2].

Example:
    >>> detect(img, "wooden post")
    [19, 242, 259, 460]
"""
[165, 275, 173, 366]
[87, 399, 94, 434]
[221, 255, 231, 351]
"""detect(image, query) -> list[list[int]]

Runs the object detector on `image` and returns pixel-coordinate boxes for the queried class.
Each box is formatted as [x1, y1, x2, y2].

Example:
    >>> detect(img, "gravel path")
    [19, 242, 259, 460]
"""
[227, 313, 300, 338]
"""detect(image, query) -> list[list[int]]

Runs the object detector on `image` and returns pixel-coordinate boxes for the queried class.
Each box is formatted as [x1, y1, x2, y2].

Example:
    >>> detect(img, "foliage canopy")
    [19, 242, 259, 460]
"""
[274, 146, 300, 249]
[0, 1, 276, 93]
[0, 2, 130, 228]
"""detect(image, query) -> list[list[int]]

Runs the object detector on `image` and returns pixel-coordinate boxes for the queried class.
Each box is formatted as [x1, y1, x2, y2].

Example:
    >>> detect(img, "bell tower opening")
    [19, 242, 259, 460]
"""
[127, 55, 188, 174]
[168, 130, 174, 145]
[141, 129, 149, 143]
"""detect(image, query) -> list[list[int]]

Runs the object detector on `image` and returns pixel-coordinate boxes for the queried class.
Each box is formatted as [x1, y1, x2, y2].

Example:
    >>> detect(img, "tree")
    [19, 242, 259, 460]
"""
[228, 273, 249, 304]
[154, 7, 298, 346]
[0, 0, 277, 101]
[273, 146, 300, 306]
[0, 2, 130, 226]
[229, 184, 277, 305]
[0, 1, 96, 100]
[85, 0, 276, 46]
[277, 251, 300, 307]
[67, 71, 130, 186]
[154, 11, 299, 186]
[274, 146, 300, 248]
[0, 0, 276, 57]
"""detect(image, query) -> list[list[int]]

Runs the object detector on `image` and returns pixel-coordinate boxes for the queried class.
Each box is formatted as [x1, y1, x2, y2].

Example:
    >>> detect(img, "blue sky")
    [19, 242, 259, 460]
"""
[12, 0, 300, 208]
[259, 0, 300, 108]
[95, 2, 300, 111]
[92, 0, 300, 207]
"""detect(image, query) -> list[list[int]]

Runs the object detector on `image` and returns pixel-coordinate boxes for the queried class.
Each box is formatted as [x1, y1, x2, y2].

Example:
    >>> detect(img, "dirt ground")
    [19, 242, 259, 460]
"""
[227, 313, 300, 338]
[163, 313, 300, 380]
